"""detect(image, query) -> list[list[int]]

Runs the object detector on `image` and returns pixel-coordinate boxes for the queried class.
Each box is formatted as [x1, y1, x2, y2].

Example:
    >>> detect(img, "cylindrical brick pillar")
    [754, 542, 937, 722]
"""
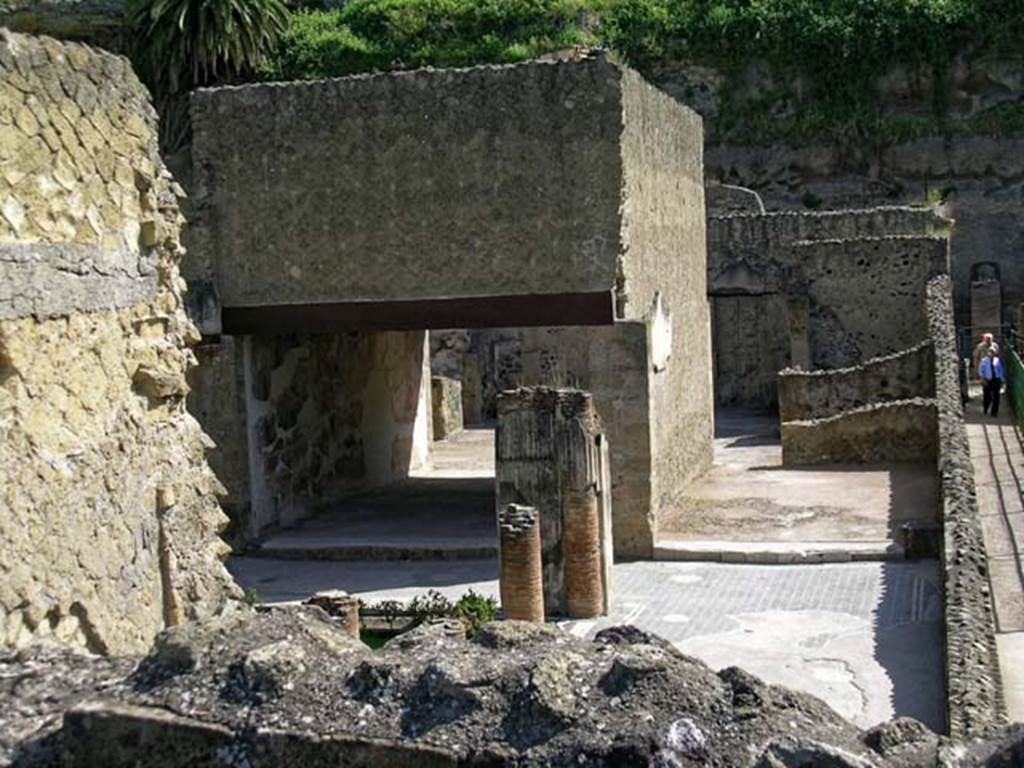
[563, 486, 604, 618]
[305, 590, 361, 638]
[499, 504, 545, 622]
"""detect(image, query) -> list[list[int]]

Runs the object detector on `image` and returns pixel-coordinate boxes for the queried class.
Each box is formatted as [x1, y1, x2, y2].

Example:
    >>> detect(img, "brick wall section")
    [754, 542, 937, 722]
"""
[0, 31, 238, 653]
[778, 341, 935, 421]
[927, 274, 1007, 738]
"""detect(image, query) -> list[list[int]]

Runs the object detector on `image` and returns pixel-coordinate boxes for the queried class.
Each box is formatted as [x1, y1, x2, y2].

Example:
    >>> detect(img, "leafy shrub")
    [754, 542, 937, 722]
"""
[453, 589, 499, 637]
[361, 588, 498, 638]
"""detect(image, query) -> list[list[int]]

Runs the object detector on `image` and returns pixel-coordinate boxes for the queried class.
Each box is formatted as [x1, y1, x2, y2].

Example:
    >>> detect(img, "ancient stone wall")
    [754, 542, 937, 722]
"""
[794, 236, 949, 369]
[185, 338, 251, 548]
[239, 331, 431, 541]
[778, 341, 935, 421]
[705, 139, 1023, 328]
[619, 68, 714, 547]
[0, 31, 237, 653]
[706, 208, 950, 408]
[926, 274, 1007, 738]
[189, 59, 626, 310]
[780, 399, 938, 466]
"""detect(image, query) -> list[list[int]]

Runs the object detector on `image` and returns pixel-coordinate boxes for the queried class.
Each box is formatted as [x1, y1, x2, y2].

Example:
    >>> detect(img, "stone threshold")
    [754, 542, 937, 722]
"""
[652, 538, 905, 564]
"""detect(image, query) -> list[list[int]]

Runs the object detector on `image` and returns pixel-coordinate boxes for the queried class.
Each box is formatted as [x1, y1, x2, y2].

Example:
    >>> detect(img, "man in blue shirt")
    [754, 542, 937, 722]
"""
[979, 347, 1005, 417]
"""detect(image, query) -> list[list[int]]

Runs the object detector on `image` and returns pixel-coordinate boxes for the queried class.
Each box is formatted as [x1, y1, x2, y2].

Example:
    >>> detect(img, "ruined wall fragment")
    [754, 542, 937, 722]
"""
[0, 31, 238, 653]
[926, 274, 1007, 738]
[707, 208, 951, 408]
[780, 399, 938, 466]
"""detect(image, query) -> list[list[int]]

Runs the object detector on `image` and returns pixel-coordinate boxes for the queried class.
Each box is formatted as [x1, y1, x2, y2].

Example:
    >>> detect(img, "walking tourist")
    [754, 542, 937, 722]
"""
[979, 347, 1005, 417]
[973, 332, 999, 370]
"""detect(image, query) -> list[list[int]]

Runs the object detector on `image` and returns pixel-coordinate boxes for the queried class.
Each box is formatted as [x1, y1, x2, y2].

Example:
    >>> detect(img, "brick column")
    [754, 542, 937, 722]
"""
[498, 504, 545, 622]
[563, 486, 604, 618]
[305, 590, 361, 638]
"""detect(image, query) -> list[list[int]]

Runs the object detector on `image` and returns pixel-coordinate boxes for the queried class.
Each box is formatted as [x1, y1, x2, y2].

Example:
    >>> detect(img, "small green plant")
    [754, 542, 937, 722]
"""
[360, 589, 497, 639]
[407, 589, 454, 621]
[243, 587, 262, 606]
[453, 590, 498, 638]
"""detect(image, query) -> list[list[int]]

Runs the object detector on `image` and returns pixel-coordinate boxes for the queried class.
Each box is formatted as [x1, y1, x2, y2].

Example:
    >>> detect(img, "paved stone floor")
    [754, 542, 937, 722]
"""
[656, 409, 939, 562]
[965, 389, 1024, 721]
[252, 428, 497, 559]
[229, 557, 945, 732]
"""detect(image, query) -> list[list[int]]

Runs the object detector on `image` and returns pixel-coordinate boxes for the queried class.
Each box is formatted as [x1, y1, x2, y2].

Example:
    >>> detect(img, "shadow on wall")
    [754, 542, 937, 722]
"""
[885, 463, 941, 547]
[871, 561, 946, 733]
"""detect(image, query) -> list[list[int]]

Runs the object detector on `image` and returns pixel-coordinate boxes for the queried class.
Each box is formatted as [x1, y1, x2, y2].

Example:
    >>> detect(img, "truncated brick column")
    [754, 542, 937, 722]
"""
[564, 486, 604, 618]
[304, 590, 361, 638]
[498, 504, 545, 622]
[496, 387, 609, 617]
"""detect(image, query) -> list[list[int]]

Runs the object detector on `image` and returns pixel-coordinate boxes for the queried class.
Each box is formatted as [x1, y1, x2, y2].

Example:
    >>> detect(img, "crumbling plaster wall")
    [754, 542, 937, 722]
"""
[706, 209, 951, 407]
[0, 31, 237, 653]
[619, 68, 713, 547]
[239, 331, 431, 541]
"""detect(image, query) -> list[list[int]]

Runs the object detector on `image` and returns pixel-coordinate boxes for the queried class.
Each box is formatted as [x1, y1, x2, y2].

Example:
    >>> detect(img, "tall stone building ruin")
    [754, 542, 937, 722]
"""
[186, 57, 714, 558]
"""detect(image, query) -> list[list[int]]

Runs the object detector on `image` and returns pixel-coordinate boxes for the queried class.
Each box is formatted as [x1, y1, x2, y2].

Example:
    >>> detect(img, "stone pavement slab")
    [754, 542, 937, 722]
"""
[965, 392, 1024, 702]
[980, 513, 1024, 559]
[988, 557, 1024, 632]
[657, 409, 938, 558]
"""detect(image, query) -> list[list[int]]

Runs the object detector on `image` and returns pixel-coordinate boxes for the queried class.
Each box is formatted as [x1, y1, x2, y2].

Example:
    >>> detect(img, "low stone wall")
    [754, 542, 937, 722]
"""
[778, 341, 935, 421]
[781, 399, 937, 466]
[0, 31, 237, 654]
[926, 274, 1007, 738]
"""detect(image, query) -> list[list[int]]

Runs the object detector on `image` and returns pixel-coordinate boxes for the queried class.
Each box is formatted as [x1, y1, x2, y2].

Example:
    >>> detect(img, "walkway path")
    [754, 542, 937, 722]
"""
[965, 391, 1024, 721]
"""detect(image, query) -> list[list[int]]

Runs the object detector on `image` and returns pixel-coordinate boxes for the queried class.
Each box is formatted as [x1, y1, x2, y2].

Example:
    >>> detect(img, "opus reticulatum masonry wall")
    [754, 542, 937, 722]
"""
[0, 31, 237, 653]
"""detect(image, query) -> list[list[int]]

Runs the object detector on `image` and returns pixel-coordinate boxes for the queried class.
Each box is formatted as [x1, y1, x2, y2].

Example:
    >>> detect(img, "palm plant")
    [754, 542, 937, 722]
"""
[127, 0, 290, 150]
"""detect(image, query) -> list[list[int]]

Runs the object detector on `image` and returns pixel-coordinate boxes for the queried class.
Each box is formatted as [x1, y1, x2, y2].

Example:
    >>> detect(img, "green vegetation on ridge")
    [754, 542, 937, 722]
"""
[262, 0, 1024, 143]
